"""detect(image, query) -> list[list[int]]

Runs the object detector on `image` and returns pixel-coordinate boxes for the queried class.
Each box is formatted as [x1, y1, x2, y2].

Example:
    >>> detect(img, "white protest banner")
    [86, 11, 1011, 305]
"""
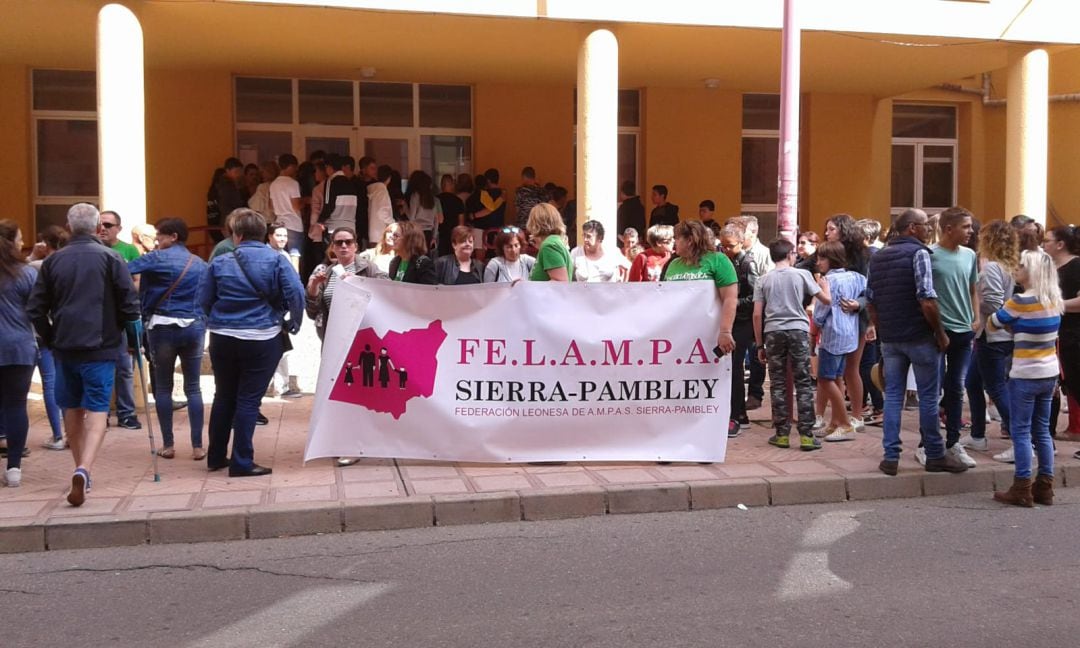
[305, 278, 732, 463]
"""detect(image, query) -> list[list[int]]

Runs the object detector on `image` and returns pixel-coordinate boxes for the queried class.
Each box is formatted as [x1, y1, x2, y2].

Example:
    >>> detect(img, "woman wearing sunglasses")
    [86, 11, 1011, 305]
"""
[306, 227, 386, 342]
[484, 226, 535, 283]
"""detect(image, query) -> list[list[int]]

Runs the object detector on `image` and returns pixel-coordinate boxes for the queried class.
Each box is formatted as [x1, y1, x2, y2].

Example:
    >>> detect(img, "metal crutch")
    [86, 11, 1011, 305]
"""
[132, 344, 161, 482]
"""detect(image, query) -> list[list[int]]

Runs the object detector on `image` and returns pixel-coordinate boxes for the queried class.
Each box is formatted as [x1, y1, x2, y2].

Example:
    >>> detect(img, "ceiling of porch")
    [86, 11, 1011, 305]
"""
[2, 0, 1075, 97]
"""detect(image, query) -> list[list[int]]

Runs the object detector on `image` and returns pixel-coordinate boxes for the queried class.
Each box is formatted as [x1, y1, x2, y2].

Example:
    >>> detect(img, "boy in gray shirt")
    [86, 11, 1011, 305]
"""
[752, 239, 830, 450]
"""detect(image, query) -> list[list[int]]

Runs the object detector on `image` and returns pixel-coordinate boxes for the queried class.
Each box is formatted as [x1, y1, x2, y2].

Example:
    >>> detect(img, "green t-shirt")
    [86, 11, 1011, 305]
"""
[209, 238, 236, 260]
[394, 259, 410, 281]
[931, 244, 978, 333]
[112, 240, 141, 262]
[663, 251, 738, 287]
[529, 236, 573, 282]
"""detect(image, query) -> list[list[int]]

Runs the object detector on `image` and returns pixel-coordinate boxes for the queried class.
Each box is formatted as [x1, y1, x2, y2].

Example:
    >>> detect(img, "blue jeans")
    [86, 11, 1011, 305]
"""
[965, 338, 1013, 439]
[1009, 377, 1056, 479]
[149, 324, 205, 449]
[940, 330, 974, 447]
[881, 339, 944, 462]
[113, 332, 136, 419]
[207, 333, 283, 471]
[37, 348, 63, 440]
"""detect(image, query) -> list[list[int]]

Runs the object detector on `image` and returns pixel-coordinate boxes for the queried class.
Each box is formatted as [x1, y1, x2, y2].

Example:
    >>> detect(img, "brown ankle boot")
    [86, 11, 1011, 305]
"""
[1032, 474, 1054, 506]
[993, 477, 1033, 508]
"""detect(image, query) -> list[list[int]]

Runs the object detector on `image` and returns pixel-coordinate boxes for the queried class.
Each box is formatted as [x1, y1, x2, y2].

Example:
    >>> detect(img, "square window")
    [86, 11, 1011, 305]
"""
[421, 135, 472, 180]
[37, 119, 98, 196]
[33, 69, 96, 112]
[299, 80, 353, 125]
[236, 77, 293, 124]
[742, 94, 781, 131]
[237, 130, 293, 167]
[419, 85, 471, 129]
[360, 83, 413, 127]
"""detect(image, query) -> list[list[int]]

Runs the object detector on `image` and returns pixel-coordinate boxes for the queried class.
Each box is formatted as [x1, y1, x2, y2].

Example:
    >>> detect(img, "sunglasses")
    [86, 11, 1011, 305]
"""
[100, 222, 119, 229]
[501, 226, 520, 233]
[333, 239, 356, 246]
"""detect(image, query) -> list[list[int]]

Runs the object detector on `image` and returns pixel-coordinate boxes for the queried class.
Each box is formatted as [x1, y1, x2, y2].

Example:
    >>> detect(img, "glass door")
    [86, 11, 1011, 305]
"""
[360, 128, 417, 177]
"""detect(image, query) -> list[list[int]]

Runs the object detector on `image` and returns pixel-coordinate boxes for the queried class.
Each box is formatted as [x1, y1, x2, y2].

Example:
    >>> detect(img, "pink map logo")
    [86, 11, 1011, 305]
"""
[328, 321, 447, 419]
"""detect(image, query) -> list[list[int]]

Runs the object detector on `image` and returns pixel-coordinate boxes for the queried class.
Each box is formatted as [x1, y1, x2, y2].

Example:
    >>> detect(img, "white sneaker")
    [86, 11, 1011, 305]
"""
[987, 403, 1002, 422]
[994, 446, 1015, 464]
[824, 426, 857, 442]
[949, 443, 977, 468]
[914, 447, 927, 466]
[41, 437, 66, 451]
[849, 416, 865, 432]
[958, 434, 989, 451]
[4, 467, 21, 488]
[812, 416, 827, 431]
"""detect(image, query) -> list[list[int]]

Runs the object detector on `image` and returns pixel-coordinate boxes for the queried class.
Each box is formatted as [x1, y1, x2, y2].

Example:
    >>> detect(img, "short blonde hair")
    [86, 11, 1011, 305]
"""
[526, 203, 566, 237]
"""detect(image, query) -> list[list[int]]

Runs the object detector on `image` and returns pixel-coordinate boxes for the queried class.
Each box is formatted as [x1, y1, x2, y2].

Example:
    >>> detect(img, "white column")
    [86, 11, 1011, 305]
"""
[97, 3, 147, 229]
[576, 29, 618, 247]
[1005, 49, 1048, 223]
[776, 0, 800, 244]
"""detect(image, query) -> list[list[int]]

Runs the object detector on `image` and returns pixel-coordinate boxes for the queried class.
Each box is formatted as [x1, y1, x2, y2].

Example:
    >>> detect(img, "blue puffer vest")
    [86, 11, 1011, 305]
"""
[867, 236, 933, 343]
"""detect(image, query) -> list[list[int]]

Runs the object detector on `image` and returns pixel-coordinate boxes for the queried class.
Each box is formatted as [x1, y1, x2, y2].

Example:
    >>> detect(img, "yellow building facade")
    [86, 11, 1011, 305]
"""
[2, 0, 1079, 249]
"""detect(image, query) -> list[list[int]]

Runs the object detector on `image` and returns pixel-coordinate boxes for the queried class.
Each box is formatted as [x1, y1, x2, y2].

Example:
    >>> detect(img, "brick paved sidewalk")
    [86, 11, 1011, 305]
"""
[3, 390, 1078, 554]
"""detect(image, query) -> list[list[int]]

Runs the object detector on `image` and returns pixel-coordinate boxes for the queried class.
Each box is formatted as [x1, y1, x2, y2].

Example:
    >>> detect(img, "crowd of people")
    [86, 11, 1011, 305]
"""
[1, 152, 1078, 510]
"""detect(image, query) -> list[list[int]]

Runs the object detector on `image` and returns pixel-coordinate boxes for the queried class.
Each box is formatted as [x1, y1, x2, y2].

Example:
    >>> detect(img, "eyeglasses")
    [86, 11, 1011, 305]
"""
[501, 226, 520, 233]
[101, 222, 119, 229]
[333, 239, 356, 246]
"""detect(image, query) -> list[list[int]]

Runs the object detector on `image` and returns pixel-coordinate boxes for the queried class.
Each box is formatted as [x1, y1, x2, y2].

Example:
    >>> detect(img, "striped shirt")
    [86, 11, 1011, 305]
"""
[989, 293, 1061, 379]
[813, 268, 867, 355]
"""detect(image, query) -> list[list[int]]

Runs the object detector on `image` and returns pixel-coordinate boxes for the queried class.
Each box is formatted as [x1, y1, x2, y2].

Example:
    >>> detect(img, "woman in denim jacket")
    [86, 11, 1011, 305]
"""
[199, 209, 304, 477]
[128, 218, 208, 460]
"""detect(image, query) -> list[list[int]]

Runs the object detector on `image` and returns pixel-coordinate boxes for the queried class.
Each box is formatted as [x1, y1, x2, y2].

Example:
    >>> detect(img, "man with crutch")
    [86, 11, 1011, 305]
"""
[27, 203, 142, 506]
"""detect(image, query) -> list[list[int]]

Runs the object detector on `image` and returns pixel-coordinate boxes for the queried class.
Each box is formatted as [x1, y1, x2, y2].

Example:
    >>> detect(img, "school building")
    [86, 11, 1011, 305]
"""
[2, 0, 1079, 248]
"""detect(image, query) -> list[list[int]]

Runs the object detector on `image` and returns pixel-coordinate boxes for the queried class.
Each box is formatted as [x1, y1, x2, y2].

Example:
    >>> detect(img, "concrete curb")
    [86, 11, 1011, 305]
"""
[5, 466, 1077, 553]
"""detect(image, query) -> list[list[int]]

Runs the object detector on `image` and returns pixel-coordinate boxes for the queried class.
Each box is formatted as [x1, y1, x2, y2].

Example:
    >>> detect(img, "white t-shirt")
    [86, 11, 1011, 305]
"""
[570, 247, 630, 282]
[269, 175, 302, 232]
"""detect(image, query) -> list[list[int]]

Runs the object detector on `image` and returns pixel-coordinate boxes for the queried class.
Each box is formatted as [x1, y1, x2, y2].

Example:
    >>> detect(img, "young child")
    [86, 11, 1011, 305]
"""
[989, 249, 1062, 507]
[753, 239, 830, 451]
[813, 241, 867, 442]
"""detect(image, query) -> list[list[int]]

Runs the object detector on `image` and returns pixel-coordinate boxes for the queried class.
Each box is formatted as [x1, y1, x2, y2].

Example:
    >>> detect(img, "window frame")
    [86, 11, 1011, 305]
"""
[741, 94, 781, 239]
[234, 76, 473, 179]
[890, 103, 959, 216]
[31, 69, 99, 236]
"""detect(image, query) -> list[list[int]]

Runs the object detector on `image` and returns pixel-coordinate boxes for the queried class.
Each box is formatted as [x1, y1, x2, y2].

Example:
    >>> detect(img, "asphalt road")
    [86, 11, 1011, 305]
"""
[3, 490, 1079, 648]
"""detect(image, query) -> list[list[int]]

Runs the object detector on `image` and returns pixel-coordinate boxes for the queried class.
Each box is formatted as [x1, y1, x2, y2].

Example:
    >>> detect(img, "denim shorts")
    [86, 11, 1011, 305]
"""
[817, 348, 847, 381]
[55, 359, 117, 412]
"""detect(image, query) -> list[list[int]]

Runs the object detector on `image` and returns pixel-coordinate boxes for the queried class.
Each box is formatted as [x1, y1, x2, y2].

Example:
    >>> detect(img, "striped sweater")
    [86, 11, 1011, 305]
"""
[988, 292, 1061, 379]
